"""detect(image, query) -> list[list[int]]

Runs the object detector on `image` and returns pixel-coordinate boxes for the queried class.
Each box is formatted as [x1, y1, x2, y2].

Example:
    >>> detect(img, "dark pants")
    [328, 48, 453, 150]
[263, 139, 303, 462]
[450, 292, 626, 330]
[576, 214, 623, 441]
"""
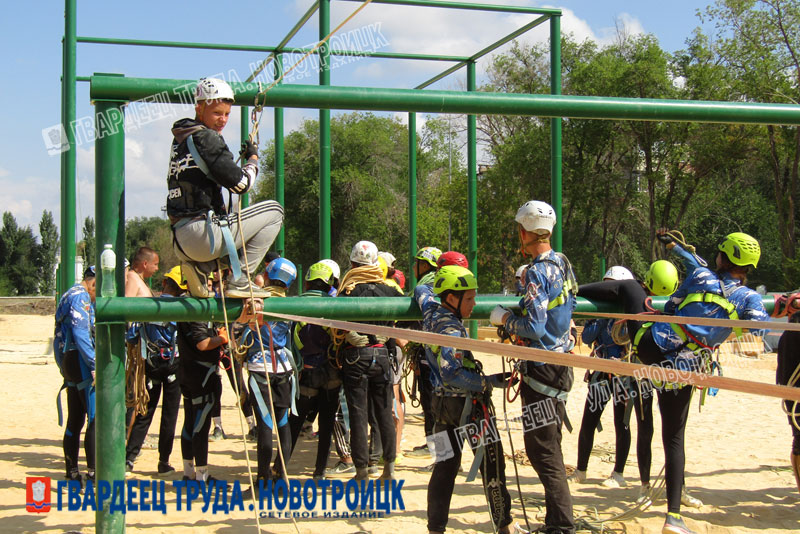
[126, 365, 181, 465]
[341, 347, 396, 469]
[249, 372, 292, 481]
[180, 375, 220, 467]
[427, 395, 512, 533]
[419, 363, 435, 437]
[636, 329, 694, 513]
[576, 374, 631, 474]
[289, 366, 342, 476]
[521, 384, 575, 534]
[62, 350, 95, 477]
[633, 380, 655, 485]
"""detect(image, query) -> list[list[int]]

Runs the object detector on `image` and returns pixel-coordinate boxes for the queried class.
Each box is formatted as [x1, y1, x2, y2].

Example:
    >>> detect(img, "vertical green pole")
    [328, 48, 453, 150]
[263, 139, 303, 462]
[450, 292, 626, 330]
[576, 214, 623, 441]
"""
[600, 256, 606, 280]
[94, 99, 127, 534]
[275, 53, 286, 257]
[467, 61, 478, 339]
[408, 112, 417, 288]
[240, 105, 250, 208]
[319, 0, 332, 259]
[550, 15, 563, 252]
[61, 0, 77, 295]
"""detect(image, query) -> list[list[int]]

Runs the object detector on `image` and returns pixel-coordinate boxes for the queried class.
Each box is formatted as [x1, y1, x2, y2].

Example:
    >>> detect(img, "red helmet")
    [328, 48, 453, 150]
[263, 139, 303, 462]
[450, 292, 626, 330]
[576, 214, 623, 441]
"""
[437, 251, 469, 269]
[392, 269, 406, 289]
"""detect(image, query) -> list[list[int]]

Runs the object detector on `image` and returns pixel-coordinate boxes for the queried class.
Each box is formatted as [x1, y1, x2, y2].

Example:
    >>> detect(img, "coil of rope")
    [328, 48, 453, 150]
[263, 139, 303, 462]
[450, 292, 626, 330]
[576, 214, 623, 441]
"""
[652, 229, 707, 267]
[125, 339, 149, 440]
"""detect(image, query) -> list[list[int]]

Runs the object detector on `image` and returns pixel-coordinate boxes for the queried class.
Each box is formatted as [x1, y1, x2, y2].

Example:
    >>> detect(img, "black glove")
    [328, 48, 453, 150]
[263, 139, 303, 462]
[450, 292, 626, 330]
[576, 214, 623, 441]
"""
[240, 140, 258, 160]
[656, 233, 674, 245]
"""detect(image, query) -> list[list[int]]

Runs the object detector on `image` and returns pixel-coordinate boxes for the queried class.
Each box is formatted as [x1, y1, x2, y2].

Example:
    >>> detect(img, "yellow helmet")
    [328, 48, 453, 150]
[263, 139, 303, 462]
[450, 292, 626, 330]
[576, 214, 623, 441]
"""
[163, 265, 187, 290]
[644, 260, 679, 296]
[718, 232, 760, 268]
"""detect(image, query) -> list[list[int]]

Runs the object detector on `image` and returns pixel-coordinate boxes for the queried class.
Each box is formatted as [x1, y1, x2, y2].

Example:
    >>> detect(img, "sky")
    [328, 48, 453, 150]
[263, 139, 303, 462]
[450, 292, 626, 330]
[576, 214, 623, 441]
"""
[0, 0, 711, 236]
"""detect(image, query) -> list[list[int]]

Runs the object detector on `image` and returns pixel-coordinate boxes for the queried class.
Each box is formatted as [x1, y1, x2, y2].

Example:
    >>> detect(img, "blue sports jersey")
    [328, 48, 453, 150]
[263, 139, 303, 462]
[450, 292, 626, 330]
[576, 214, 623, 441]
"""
[413, 284, 483, 394]
[54, 283, 95, 372]
[650, 244, 769, 352]
[504, 250, 577, 356]
[242, 321, 293, 374]
[581, 318, 626, 359]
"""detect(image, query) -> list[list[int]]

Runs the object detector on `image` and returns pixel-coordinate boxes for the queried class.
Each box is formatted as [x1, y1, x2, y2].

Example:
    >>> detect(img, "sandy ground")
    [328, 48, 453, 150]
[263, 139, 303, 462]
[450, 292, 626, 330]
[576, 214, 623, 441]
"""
[1, 313, 798, 534]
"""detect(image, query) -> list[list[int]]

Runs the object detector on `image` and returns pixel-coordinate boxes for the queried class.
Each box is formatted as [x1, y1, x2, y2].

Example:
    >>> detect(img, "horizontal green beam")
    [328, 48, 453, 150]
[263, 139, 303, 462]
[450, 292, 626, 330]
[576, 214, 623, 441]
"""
[78, 36, 279, 53]
[78, 36, 465, 62]
[94, 295, 641, 323]
[416, 14, 550, 89]
[93, 294, 778, 324]
[90, 76, 800, 125]
[338, 0, 561, 15]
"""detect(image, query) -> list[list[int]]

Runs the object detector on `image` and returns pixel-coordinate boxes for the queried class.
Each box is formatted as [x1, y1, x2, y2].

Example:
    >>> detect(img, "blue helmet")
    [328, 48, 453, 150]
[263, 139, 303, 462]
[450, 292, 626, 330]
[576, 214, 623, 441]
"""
[266, 258, 297, 288]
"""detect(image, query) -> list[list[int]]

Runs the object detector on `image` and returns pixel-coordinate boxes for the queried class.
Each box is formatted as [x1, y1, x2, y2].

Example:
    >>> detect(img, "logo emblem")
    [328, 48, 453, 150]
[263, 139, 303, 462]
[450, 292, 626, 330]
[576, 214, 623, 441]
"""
[26, 477, 51, 513]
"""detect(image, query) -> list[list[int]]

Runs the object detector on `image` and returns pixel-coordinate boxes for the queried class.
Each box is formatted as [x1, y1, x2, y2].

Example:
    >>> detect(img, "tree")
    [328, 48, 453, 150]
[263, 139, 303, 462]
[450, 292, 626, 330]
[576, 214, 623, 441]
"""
[0, 212, 39, 295]
[81, 217, 96, 267]
[701, 0, 800, 285]
[253, 112, 460, 276]
[36, 210, 59, 295]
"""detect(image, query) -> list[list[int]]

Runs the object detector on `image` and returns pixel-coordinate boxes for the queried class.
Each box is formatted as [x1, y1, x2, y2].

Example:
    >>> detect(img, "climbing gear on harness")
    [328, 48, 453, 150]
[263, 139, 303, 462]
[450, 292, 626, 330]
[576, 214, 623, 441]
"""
[772, 292, 800, 318]
[194, 78, 234, 103]
[677, 290, 743, 338]
[515, 200, 556, 234]
[718, 232, 760, 268]
[645, 260, 679, 296]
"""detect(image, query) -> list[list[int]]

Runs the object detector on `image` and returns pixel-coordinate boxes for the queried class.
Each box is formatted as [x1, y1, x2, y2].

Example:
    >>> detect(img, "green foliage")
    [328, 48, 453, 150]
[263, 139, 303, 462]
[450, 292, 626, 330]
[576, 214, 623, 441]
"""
[81, 217, 95, 267]
[36, 210, 59, 295]
[0, 212, 41, 295]
[253, 112, 461, 277]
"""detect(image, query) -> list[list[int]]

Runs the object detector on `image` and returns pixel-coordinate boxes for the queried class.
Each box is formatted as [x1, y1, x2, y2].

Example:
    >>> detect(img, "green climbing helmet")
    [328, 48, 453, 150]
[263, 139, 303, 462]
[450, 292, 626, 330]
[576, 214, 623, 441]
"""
[305, 261, 335, 286]
[718, 232, 760, 268]
[415, 246, 443, 268]
[434, 265, 478, 295]
[644, 260, 679, 296]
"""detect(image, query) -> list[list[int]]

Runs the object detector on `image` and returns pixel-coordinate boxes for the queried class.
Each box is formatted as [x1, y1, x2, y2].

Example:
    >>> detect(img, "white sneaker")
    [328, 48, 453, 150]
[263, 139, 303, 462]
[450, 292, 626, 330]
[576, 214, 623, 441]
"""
[567, 469, 586, 484]
[681, 486, 703, 508]
[225, 282, 272, 299]
[601, 471, 627, 488]
[637, 483, 653, 504]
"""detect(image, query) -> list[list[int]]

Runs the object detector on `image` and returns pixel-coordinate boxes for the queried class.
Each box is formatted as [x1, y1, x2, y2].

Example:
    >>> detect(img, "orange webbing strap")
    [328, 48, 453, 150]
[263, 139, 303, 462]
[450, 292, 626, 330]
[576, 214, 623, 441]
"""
[257, 311, 800, 404]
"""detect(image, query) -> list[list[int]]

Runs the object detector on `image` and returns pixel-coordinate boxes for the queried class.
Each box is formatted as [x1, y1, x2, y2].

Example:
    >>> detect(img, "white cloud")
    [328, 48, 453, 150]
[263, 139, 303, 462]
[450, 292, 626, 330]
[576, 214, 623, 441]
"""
[0, 167, 9, 178]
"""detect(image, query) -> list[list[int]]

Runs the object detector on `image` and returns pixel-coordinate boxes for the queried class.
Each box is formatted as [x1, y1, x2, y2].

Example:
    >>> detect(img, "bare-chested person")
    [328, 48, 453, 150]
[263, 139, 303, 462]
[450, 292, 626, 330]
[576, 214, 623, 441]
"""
[125, 247, 160, 297]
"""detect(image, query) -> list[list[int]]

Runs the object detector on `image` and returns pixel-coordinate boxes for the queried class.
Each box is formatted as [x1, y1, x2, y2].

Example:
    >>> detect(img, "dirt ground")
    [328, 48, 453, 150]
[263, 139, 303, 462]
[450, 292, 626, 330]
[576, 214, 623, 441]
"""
[1, 313, 798, 533]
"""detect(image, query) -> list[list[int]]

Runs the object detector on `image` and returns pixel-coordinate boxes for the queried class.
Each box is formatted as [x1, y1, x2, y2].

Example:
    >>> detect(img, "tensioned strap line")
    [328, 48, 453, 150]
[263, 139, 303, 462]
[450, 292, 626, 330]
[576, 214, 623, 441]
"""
[258, 311, 800, 403]
[572, 310, 800, 332]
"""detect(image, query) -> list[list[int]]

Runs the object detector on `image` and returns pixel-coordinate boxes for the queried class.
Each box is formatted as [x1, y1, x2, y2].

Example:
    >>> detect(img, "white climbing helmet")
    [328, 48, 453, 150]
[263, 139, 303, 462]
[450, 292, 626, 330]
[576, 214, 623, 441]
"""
[603, 265, 635, 281]
[194, 78, 235, 104]
[515, 200, 556, 234]
[350, 241, 379, 266]
[378, 251, 396, 268]
[319, 259, 341, 281]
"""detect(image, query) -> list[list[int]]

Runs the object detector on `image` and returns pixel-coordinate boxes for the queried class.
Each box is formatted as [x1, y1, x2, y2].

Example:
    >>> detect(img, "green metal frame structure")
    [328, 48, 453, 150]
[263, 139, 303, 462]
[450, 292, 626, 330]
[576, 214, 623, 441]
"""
[61, 2, 800, 532]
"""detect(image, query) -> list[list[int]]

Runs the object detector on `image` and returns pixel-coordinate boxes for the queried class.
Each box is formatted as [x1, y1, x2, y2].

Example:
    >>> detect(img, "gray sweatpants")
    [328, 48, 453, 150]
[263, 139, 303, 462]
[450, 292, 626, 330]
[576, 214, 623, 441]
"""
[173, 200, 284, 279]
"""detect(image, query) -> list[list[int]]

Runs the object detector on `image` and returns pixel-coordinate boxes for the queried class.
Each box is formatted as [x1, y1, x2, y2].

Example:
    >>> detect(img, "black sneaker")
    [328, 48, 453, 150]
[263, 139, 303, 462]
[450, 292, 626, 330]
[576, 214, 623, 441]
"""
[209, 427, 226, 442]
[246, 427, 258, 442]
[324, 460, 356, 478]
[125, 460, 134, 474]
[405, 444, 430, 458]
[156, 461, 175, 477]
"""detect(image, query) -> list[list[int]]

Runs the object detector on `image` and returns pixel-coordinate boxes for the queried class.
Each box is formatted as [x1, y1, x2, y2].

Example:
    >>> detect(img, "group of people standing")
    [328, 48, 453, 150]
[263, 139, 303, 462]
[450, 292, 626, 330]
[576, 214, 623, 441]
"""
[53, 76, 791, 534]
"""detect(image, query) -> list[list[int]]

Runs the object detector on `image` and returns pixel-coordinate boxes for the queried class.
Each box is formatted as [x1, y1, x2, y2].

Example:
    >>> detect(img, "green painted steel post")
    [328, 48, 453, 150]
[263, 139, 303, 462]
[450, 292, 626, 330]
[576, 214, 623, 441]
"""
[550, 15, 563, 252]
[275, 53, 286, 257]
[241, 105, 250, 208]
[467, 61, 478, 339]
[61, 0, 77, 295]
[319, 0, 332, 259]
[600, 256, 606, 280]
[93, 98, 127, 534]
[408, 112, 418, 288]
